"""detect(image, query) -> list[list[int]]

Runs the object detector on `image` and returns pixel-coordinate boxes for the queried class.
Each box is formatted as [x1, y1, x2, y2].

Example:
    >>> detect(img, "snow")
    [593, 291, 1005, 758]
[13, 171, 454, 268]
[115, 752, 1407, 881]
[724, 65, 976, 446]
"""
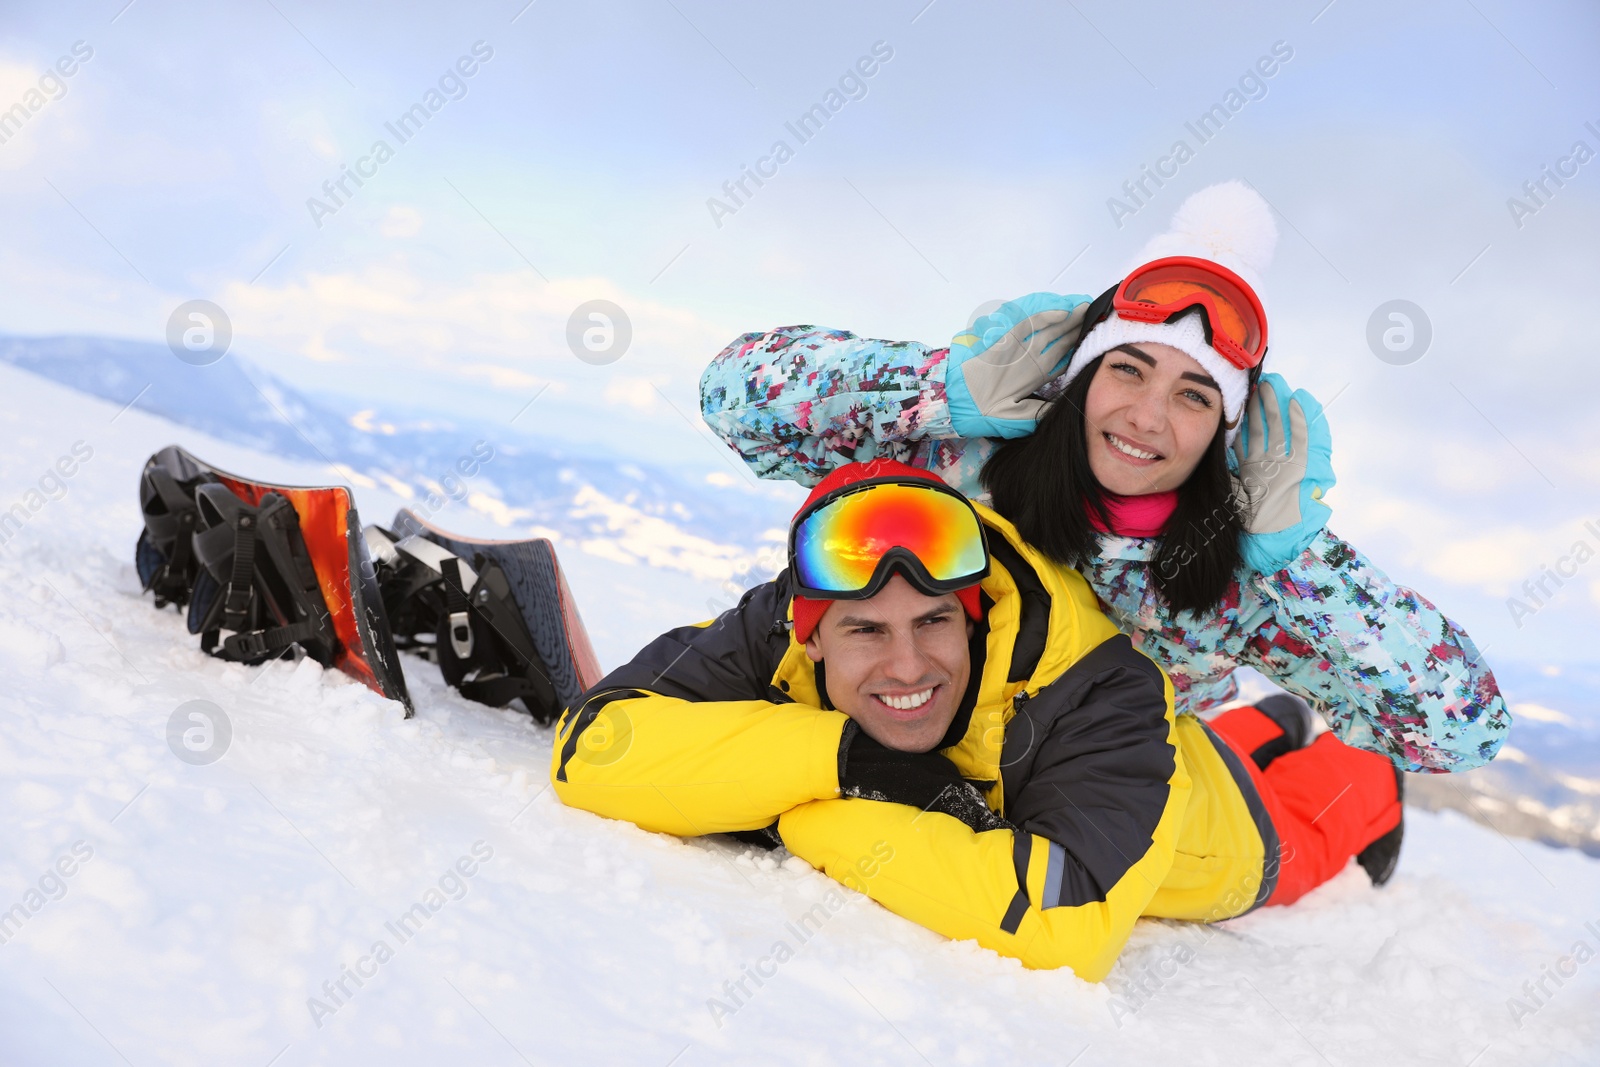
[1, 362, 1598, 1066]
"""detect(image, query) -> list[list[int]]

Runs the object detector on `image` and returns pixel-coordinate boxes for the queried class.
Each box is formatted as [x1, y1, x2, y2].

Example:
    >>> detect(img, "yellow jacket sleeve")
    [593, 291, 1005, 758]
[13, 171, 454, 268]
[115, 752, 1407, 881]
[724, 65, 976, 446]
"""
[551, 691, 847, 836]
[550, 577, 851, 835]
[779, 636, 1192, 982]
[778, 784, 1186, 982]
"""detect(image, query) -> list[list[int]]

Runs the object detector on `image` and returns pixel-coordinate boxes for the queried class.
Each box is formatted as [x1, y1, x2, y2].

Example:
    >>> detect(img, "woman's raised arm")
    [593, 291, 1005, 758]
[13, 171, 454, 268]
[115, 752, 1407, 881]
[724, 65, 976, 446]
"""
[1242, 528, 1511, 773]
[699, 324, 970, 486]
[697, 292, 1091, 494]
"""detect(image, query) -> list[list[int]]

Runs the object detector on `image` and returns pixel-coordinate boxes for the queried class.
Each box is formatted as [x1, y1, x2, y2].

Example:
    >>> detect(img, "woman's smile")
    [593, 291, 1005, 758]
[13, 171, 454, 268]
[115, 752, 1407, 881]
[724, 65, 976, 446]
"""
[1102, 431, 1165, 465]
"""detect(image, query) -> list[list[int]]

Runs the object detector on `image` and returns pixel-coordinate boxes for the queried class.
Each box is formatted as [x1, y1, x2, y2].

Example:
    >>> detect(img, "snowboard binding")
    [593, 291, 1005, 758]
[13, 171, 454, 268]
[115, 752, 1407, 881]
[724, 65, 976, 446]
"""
[187, 484, 338, 666]
[134, 448, 601, 724]
[366, 509, 602, 725]
[134, 446, 413, 714]
[136, 446, 219, 608]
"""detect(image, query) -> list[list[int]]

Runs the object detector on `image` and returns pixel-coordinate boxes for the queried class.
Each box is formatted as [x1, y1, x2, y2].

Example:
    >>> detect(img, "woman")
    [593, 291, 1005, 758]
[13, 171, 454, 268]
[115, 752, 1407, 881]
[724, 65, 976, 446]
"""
[699, 250, 1509, 779]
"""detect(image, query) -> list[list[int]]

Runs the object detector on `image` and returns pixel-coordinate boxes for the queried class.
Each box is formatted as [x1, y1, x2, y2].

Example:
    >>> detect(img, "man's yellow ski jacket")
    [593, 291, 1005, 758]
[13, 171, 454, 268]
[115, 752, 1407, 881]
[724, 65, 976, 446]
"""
[551, 506, 1277, 981]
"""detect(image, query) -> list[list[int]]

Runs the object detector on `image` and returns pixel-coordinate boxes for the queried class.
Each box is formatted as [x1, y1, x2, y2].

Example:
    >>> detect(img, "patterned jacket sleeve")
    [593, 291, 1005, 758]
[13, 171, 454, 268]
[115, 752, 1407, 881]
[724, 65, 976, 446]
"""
[1237, 527, 1511, 773]
[698, 324, 994, 493]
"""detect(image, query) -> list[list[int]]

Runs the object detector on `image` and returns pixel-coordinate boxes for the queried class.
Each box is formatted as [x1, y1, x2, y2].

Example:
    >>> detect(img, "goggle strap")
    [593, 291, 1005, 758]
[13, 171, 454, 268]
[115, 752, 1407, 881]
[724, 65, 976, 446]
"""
[1068, 284, 1119, 363]
[791, 475, 975, 530]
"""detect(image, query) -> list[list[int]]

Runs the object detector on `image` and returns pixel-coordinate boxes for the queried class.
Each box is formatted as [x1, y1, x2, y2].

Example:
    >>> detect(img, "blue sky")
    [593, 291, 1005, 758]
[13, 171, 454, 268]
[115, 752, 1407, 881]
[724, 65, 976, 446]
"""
[2, 0, 1598, 679]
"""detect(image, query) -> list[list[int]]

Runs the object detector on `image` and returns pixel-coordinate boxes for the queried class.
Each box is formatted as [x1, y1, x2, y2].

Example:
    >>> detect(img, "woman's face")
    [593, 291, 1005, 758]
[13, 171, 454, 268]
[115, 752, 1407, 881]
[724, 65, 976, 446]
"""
[1082, 342, 1225, 495]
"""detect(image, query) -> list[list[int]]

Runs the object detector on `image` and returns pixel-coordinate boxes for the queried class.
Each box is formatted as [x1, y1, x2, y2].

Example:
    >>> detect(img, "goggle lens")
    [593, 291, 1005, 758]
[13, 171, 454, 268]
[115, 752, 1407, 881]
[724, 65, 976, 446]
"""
[1116, 258, 1266, 366]
[793, 482, 987, 595]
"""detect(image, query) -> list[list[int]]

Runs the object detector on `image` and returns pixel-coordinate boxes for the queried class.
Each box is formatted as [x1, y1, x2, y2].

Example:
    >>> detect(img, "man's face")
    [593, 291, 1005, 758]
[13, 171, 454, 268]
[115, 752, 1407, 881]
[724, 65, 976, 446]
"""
[804, 574, 974, 753]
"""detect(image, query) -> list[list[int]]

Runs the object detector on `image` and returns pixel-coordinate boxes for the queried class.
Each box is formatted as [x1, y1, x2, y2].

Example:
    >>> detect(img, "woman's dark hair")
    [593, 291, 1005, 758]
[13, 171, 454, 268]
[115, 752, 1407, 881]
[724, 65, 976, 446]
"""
[980, 355, 1246, 617]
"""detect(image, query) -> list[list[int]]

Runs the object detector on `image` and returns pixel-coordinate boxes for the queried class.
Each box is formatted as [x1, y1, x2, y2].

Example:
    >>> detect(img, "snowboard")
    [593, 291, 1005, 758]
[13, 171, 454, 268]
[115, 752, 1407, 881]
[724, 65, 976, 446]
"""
[137, 445, 413, 713]
[387, 508, 603, 715]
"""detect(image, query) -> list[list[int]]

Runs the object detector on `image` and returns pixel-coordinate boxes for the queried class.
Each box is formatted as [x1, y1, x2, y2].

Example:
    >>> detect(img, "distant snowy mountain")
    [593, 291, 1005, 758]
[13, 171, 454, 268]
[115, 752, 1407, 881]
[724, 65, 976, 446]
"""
[0, 334, 804, 591]
[0, 334, 323, 460]
[1409, 664, 1600, 857]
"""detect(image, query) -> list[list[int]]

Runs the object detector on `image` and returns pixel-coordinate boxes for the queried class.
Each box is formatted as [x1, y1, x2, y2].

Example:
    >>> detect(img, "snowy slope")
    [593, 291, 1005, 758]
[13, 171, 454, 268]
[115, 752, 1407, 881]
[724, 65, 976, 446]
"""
[2, 363, 1599, 1067]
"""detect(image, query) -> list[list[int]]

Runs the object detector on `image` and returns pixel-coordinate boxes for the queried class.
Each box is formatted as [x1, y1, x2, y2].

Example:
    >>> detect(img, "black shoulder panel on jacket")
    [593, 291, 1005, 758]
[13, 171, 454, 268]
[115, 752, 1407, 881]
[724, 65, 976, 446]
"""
[1000, 635, 1175, 909]
[986, 536, 1050, 683]
[936, 608, 991, 751]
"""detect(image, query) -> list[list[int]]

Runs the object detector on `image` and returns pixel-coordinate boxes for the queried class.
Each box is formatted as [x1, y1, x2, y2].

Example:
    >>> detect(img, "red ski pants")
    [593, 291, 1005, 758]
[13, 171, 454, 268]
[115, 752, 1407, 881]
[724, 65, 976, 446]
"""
[1208, 705, 1403, 907]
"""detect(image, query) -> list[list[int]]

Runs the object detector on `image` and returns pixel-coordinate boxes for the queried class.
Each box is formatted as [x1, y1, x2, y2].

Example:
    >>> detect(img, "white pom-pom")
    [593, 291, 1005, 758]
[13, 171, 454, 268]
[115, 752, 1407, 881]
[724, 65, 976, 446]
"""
[1133, 180, 1278, 290]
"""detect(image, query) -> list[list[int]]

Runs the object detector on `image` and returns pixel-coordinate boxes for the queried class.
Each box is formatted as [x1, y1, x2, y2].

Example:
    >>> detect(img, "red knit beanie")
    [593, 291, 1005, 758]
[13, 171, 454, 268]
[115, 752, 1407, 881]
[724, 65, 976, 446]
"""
[789, 459, 985, 643]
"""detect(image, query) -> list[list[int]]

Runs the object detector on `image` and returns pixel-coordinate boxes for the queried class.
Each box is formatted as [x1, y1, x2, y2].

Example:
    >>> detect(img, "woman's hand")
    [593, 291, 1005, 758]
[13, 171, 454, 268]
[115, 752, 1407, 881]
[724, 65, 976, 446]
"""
[946, 293, 1091, 439]
[1232, 373, 1336, 574]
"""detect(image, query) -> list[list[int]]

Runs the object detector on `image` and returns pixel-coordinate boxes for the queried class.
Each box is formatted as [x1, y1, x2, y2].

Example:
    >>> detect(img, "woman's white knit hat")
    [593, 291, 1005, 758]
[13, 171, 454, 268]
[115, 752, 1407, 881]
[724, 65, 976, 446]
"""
[1056, 181, 1279, 445]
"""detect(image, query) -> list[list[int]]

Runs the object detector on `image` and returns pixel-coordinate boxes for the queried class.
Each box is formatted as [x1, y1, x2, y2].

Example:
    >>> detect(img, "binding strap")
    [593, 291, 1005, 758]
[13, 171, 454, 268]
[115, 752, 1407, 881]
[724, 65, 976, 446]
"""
[385, 535, 562, 721]
[439, 556, 475, 659]
[138, 463, 208, 606]
[221, 618, 325, 660]
[223, 510, 257, 631]
[190, 486, 336, 667]
[451, 557, 560, 718]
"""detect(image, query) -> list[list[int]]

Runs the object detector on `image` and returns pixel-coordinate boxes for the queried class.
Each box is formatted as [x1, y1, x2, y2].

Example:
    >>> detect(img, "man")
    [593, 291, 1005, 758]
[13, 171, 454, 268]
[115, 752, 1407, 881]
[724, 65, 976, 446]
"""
[550, 460, 1401, 981]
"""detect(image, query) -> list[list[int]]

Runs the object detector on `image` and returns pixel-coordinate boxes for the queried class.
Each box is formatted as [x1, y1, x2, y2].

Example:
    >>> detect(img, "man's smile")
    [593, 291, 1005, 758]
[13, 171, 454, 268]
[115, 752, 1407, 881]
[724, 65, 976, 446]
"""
[870, 684, 941, 719]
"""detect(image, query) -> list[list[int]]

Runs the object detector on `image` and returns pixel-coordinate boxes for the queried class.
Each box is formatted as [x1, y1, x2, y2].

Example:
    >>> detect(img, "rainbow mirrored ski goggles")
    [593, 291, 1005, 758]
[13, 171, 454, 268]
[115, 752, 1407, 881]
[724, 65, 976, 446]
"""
[788, 478, 990, 600]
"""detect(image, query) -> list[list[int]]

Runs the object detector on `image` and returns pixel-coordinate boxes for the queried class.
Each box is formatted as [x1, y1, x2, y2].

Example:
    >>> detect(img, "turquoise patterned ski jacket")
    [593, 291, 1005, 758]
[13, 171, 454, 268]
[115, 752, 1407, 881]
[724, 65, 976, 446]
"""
[700, 322, 1510, 774]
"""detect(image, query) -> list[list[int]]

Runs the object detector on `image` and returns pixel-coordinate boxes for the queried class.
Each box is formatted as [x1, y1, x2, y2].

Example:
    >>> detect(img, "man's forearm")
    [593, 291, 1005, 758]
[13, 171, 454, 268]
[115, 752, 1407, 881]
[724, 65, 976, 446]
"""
[551, 691, 848, 836]
[778, 796, 1178, 983]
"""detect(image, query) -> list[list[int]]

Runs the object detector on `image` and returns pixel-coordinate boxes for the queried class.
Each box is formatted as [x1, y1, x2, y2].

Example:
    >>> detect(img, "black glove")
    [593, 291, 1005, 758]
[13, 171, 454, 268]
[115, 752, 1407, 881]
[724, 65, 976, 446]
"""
[836, 720, 1012, 833]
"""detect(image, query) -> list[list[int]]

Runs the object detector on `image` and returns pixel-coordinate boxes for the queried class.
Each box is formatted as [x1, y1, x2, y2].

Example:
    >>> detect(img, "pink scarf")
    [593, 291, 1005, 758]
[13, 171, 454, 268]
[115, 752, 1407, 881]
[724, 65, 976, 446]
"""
[1088, 490, 1179, 538]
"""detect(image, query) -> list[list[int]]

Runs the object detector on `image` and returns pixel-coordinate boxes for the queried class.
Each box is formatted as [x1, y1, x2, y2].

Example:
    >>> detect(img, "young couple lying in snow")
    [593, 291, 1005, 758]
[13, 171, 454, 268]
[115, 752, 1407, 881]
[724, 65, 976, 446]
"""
[548, 185, 1509, 981]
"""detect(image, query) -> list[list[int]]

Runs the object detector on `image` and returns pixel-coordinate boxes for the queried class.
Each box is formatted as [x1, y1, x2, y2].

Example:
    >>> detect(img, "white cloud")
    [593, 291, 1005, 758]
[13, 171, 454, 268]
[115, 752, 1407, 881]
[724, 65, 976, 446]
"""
[1334, 493, 1600, 598]
[603, 377, 661, 412]
[348, 409, 397, 434]
[216, 264, 731, 393]
[455, 362, 553, 392]
[1423, 527, 1550, 590]
[0, 60, 44, 170]
[308, 134, 339, 161]
[301, 331, 347, 363]
[1511, 702, 1573, 726]
[379, 205, 423, 238]
[373, 471, 414, 499]
[0, 56, 88, 172]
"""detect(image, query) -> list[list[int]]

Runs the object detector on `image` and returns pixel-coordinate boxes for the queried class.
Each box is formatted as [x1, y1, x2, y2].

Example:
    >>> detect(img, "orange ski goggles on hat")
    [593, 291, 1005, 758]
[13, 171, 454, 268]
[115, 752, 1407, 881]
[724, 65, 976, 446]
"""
[1110, 256, 1268, 370]
[788, 478, 990, 600]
